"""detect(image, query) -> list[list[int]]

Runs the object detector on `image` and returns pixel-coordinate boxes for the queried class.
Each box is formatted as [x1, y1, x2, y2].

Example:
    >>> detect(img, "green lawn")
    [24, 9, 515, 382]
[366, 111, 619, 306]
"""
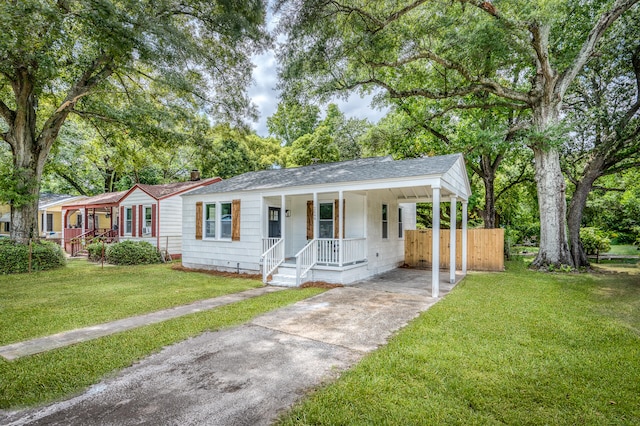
[0, 259, 264, 345]
[0, 261, 325, 408]
[279, 261, 640, 425]
[603, 244, 640, 256]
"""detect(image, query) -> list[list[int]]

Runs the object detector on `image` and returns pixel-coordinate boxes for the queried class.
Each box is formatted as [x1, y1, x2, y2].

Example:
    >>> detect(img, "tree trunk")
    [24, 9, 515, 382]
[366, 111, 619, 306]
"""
[530, 146, 573, 268]
[567, 156, 606, 268]
[5, 69, 57, 243]
[480, 154, 499, 229]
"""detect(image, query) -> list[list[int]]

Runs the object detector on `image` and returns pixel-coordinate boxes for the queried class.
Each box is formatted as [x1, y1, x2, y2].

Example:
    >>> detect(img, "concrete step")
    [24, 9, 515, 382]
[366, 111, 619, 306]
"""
[270, 273, 297, 285]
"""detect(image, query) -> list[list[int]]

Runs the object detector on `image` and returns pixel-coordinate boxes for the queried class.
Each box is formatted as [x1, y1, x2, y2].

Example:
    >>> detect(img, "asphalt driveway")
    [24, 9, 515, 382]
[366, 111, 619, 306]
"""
[0, 269, 461, 426]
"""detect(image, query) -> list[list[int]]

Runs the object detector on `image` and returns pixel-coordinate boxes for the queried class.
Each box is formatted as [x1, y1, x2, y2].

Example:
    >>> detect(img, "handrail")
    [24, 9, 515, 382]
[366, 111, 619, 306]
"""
[70, 229, 97, 257]
[295, 239, 318, 286]
[262, 238, 284, 283]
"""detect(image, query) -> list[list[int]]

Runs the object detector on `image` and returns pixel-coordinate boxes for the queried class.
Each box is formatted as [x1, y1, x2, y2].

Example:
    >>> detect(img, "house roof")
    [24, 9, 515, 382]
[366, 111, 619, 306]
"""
[39, 194, 83, 209]
[131, 177, 221, 200]
[185, 154, 465, 196]
[62, 190, 128, 209]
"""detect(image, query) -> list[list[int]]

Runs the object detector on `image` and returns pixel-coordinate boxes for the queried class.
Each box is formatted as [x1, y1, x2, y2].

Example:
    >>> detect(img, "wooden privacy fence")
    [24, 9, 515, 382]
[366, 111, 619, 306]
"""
[404, 229, 504, 271]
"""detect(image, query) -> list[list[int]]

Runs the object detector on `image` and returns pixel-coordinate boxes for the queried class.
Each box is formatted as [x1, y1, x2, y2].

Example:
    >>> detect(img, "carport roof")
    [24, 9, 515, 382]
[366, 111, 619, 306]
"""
[185, 153, 469, 198]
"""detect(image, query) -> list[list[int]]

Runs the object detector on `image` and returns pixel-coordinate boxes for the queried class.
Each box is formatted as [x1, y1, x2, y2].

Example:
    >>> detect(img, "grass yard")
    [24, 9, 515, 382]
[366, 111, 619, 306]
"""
[604, 244, 640, 256]
[0, 259, 264, 346]
[0, 263, 325, 408]
[279, 261, 640, 425]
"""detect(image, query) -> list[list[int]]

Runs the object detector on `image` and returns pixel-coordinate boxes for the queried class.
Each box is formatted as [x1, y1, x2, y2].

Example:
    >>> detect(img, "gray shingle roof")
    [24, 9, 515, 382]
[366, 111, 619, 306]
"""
[185, 154, 462, 196]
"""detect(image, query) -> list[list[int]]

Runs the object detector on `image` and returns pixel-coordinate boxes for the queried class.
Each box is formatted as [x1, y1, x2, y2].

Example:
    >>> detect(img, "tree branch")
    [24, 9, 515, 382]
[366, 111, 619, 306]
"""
[37, 54, 114, 150]
[366, 52, 532, 104]
[0, 99, 15, 128]
[529, 23, 557, 87]
[556, 0, 640, 98]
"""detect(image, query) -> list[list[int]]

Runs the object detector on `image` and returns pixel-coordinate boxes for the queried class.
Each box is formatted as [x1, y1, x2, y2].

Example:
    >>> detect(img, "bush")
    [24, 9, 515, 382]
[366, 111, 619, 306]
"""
[105, 240, 162, 265]
[0, 239, 66, 274]
[86, 241, 110, 262]
[580, 227, 611, 255]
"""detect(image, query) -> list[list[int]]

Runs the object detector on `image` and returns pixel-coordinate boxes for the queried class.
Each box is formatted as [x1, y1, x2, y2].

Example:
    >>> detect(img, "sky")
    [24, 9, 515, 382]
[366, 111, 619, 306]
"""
[246, 29, 389, 137]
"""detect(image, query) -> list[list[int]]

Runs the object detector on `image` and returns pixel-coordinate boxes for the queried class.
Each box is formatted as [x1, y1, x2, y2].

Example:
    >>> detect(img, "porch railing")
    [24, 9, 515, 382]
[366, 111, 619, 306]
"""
[262, 238, 284, 283]
[262, 237, 280, 256]
[295, 239, 318, 286]
[316, 238, 366, 265]
[341, 238, 367, 265]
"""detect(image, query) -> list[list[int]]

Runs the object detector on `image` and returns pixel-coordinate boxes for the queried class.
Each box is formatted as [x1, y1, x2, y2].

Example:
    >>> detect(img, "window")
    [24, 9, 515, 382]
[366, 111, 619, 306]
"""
[3, 222, 9, 232]
[319, 202, 333, 238]
[125, 207, 132, 234]
[398, 207, 403, 238]
[144, 206, 152, 235]
[205, 203, 216, 238]
[41, 213, 53, 232]
[204, 202, 233, 239]
[76, 214, 83, 228]
[220, 202, 232, 239]
[382, 204, 388, 239]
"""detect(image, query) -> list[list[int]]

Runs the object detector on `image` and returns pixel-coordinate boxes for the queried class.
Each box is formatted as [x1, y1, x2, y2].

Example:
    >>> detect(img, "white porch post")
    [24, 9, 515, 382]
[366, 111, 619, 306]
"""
[313, 192, 318, 239]
[449, 196, 457, 284]
[432, 187, 440, 297]
[41, 210, 47, 236]
[281, 194, 286, 248]
[339, 190, 344, 266]
[462, 201, 468, 274]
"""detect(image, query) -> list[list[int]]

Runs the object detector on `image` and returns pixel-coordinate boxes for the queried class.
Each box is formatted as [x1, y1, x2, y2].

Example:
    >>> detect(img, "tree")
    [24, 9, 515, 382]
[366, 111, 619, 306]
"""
[563, 11, 640, 267]
[0, 0, 268, 243]
[195, 124, 283, 178]
[267, 100, 320, 146]
[284, 103, 369, 165]
[276, 0, 639, 268]
[360, 102, 532, 229]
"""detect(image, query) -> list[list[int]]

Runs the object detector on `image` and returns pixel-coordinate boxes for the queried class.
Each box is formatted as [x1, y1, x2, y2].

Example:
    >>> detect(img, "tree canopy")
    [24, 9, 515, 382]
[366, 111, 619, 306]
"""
[0, 0, 269, 242]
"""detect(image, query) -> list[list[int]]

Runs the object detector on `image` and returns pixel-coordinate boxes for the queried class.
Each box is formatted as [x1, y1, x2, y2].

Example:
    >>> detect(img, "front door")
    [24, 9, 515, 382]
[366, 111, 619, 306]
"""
[268, 207, 281, 238]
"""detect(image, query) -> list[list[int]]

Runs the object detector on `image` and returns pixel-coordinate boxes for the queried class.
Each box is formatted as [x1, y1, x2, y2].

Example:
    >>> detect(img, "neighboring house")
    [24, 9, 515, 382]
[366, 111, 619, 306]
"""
[117, 177, 221, 257]
[38, 194, 86, 239]
[0, 203, 10, 237]
[0, 194, 83, 239]
[181, 154, 472, 296]
[61, 191, 129, 253]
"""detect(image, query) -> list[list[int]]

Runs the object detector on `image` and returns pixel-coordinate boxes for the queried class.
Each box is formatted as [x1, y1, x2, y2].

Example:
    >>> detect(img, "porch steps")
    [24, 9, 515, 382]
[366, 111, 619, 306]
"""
[269, 264, 304, 287]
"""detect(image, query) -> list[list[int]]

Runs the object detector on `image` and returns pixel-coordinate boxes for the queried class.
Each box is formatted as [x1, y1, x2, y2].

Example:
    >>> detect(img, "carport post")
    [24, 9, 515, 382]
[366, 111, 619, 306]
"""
[432, 187, 440, 297]
[462, 201, 468, 274]
[449, 196, 457, 284]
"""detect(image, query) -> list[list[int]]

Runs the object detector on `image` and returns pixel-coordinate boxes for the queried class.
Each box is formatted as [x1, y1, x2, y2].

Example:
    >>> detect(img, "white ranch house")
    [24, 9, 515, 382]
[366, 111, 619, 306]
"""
[181, 154, 471, 297]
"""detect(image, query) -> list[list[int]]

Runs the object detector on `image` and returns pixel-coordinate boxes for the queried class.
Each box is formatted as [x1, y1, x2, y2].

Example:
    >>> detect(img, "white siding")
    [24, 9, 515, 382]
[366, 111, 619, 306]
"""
[158, 196, 183, 255]
[119, 189, 157, 247]
[364, 189, 406, 276]
[181, 193, 263, 273]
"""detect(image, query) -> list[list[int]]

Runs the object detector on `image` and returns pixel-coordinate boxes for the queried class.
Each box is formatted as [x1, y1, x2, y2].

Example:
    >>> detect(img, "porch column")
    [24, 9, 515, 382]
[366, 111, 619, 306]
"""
[449, 196, 457, 284]
[432, 187, 440, 298]
[42, 210, 47, 236]
[338, 190, 344, 267]
[83, 208, 87, 231]
[462, 201, 468, 274]
[281, 194, 286, 245]
[313, 192, 318, 239]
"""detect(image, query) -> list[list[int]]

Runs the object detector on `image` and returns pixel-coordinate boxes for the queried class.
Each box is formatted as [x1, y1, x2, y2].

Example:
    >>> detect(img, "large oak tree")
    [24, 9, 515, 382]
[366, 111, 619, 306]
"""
[0, 0, 268, 242]
[276, 0, 639, 268]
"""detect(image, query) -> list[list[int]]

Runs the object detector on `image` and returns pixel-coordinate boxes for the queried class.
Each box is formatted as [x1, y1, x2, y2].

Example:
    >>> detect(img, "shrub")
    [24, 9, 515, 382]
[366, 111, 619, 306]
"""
[105, 240, 162, 265]
[0, 239, 66, 274]
[86, 241, 110, 262]
[580, 227, 611, 256]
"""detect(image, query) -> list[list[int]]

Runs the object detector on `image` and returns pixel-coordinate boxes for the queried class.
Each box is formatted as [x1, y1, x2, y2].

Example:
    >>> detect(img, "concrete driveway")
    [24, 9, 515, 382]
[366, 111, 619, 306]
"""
[0, 269, 461, 426]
